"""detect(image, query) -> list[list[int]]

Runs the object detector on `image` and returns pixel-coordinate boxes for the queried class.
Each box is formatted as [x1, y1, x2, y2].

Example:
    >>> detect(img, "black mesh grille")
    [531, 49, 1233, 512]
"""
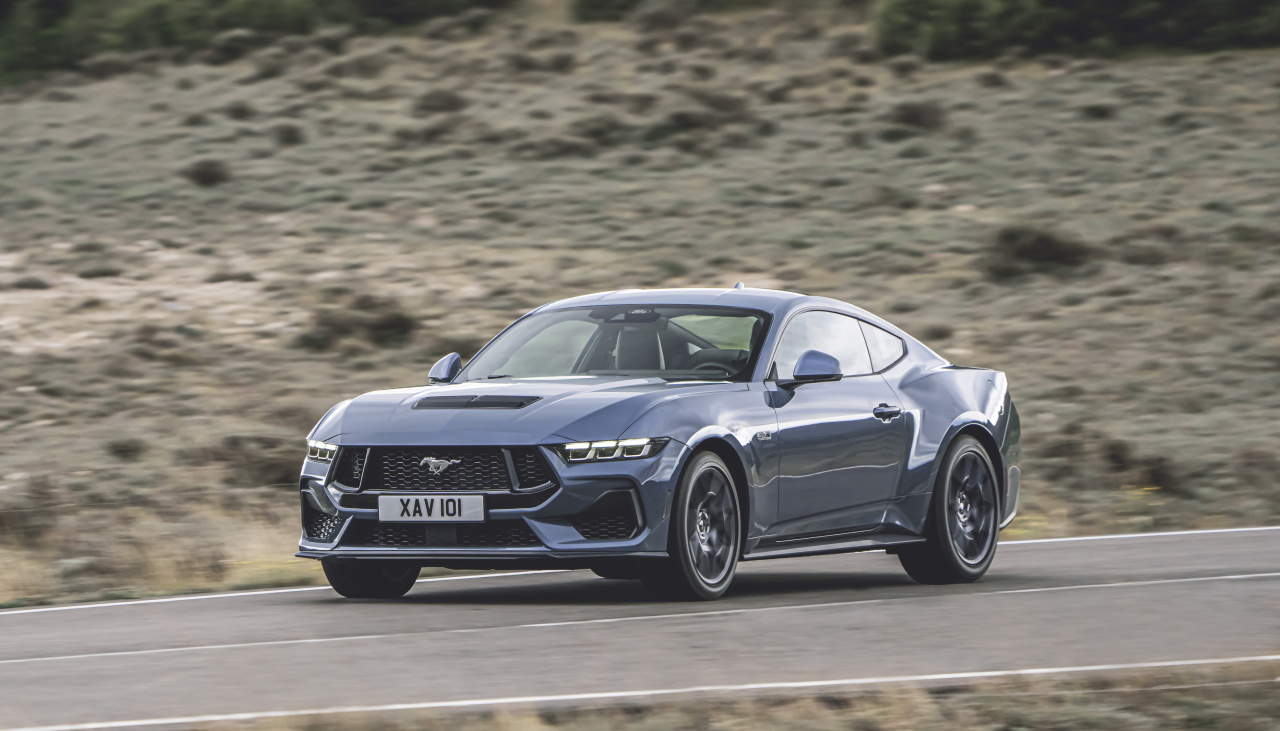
[512, 447, 555, 489]
[367, 447, 511, 491]
[334, 448, 366, 487]
[570, 492, 640, 541]
[340, 490, 555, 510]
[458, 522, 542, 548]
[302, 501, 345, 542]
[340, 519, 542, 548]
[341, 521, 425, 547]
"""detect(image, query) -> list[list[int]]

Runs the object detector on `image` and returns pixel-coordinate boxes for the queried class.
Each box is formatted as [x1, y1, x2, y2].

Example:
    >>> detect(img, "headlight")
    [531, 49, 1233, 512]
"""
[558, 438, 668, 462]
[306, 440, 337, 462]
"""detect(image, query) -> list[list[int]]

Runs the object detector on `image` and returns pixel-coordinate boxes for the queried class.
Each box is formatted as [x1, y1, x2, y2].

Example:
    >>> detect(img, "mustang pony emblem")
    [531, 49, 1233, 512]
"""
[419, 457, 462, 475]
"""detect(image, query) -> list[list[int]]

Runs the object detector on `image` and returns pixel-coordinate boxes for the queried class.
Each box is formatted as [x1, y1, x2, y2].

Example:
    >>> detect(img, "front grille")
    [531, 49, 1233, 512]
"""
[340, 519, 543, 548]
[369, 447, 511, 491]
[570, 492, 640, 541]
[339, 489, 557, 511]
[302, 501, 345, 542]
[512, 447, 555, 488]
[334, 448, 366, 487]
[340, 446, 558, 493]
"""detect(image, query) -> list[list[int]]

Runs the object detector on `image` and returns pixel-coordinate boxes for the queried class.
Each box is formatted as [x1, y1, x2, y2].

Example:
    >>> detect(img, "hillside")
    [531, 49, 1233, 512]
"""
[1, 4, 1279, 603]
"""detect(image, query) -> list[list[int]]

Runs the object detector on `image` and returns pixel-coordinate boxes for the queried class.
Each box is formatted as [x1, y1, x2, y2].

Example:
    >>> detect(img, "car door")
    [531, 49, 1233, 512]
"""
[769, 311, 908, 538]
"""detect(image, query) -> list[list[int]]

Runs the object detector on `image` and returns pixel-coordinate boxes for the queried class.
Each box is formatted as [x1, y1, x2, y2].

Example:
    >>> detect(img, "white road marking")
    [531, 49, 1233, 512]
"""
[4, 571, 1277, 667]
[0, 526, 1274, 617]
[0, 635, 391, 667]
[1002, 525, 1280, 545]
[525, 571, 1280, 629]
[0, 571, 569, 617]
[5, 654, 1279, 731]
[992, 572, 1280, 595]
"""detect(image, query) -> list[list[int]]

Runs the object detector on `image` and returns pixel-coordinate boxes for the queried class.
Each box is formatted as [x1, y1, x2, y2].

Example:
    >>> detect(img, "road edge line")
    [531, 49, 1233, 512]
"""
[0, 570, 568, 617]
[1003, 525, 1280, 545]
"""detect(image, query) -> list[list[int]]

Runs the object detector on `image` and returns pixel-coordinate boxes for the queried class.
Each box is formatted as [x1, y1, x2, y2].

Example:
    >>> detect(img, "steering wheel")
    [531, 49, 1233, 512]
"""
[692, 363, 732, 374]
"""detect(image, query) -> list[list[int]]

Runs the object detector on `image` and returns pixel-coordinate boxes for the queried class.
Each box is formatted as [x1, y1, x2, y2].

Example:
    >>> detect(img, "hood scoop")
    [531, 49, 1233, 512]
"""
[413, 395, 543, 410]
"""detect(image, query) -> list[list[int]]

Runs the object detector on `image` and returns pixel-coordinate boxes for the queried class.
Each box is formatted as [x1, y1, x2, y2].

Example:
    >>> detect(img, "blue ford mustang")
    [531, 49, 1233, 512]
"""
[298, 287, 1021, 600]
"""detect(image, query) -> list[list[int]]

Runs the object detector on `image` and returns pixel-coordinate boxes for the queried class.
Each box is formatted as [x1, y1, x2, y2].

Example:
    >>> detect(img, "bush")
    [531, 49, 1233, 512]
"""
[573, 0, 645, 22]
[0, 0, 514, 79]
[572, 0, 771, 23]
[875, 0, 1280, 60]
[984, 225, 1095, 279]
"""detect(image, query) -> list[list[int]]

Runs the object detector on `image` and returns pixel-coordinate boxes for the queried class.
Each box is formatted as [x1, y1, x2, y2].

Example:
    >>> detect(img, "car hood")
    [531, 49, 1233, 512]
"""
[310, 377, 744, 446]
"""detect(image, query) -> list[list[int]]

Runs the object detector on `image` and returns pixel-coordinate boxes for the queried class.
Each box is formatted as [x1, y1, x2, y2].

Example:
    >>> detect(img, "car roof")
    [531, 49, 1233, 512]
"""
[534, 287, 892, 328]
[536, 287, 809, 315]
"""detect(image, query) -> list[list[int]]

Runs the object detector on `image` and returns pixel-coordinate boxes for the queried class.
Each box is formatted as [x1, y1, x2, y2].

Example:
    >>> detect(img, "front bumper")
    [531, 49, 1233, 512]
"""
[296, 444, 683, 565]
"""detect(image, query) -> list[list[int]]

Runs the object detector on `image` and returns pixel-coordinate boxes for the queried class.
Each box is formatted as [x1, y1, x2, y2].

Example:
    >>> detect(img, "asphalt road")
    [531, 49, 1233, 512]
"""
[2, 527, 1279, 730]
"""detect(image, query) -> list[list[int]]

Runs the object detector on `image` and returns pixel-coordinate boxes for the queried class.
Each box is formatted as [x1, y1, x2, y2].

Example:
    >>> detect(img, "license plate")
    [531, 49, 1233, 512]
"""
[378, 494, 484, 523]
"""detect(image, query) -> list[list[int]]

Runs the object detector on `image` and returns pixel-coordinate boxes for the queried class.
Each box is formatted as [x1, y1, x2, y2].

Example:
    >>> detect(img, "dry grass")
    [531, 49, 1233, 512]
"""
[1, 4, 1278, 604]
[206, 665, 1280, 731]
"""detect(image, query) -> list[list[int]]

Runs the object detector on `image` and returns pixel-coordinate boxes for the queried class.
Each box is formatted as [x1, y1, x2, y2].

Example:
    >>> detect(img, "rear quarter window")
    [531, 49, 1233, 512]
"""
[860, 321, 905, 372]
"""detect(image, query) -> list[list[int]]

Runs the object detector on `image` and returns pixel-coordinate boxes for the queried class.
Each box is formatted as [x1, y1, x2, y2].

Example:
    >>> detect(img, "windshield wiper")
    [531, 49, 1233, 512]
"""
[486, 374, 513, 379]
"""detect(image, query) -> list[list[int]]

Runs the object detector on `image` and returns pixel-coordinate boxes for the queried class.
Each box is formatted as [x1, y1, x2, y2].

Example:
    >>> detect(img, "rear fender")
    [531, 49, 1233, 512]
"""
[883, 369, 1018, 535]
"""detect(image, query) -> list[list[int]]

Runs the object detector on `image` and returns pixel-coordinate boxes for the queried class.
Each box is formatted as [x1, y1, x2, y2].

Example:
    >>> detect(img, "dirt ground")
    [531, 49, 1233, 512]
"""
[1, 3, 1278, 603]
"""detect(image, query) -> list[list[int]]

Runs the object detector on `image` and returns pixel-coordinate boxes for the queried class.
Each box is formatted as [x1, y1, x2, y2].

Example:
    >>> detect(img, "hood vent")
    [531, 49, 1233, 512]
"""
[413, 395, 543, 410]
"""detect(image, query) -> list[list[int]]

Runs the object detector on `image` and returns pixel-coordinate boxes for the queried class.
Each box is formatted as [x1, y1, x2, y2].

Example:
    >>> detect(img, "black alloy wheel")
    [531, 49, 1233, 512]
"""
[898, 435, 999, 584]
[641, 451, 741, 600]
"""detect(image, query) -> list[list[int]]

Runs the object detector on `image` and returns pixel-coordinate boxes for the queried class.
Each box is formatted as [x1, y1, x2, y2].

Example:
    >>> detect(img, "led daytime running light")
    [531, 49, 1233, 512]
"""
[560, 438, 667, 462]
[306, 440, 338, 462]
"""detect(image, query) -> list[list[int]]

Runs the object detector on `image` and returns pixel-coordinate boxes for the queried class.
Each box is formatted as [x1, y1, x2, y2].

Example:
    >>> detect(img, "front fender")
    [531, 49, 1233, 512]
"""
[620, 384, 780, 544]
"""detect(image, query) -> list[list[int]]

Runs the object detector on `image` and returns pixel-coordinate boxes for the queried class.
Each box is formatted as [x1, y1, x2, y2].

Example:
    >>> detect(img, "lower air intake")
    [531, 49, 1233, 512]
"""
[570, 492, 640, 541]
[340, 520, 543, 549]
[302, 501, 345, 542]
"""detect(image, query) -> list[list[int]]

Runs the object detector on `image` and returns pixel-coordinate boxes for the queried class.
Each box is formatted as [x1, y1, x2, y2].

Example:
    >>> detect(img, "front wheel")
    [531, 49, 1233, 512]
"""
[641, 451, 741, 601]
[898, 435, 999, 584]
[322, 559, 420, 599]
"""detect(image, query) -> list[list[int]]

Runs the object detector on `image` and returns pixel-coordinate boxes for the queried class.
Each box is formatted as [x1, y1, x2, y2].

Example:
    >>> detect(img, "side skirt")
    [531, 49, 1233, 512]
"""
[742, 532, 925, 561]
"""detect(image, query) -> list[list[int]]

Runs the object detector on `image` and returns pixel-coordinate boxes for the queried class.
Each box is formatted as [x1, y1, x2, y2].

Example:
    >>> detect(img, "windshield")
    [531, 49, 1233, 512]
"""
[461, 305, 770, 382]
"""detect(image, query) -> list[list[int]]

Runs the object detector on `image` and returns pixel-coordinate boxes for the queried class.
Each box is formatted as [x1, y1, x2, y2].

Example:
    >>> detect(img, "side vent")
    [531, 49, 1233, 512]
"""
[414, 395, 542, 410]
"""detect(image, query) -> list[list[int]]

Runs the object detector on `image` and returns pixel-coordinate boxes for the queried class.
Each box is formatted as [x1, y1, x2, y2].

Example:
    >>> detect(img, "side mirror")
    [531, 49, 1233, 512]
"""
[779, 350, 843, 390]
[428, 352, 462, 384]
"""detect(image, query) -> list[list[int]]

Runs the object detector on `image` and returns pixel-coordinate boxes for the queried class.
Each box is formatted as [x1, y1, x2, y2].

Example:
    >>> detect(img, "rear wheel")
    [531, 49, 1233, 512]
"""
[641, 451, 741, 601]
[322, 559, 420, 599]
[898, 435, 999, 584]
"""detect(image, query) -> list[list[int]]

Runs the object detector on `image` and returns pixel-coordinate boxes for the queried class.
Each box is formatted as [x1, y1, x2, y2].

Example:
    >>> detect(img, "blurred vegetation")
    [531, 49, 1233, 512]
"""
[875, 0, 1280, 60]
[229, 665, 1280, 731]
[572, 0, 775, 23]
[0, 0, 512, 79]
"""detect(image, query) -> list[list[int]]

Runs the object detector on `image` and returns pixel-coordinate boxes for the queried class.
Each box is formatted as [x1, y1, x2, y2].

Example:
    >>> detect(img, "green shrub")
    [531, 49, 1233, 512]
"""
[572, 0, 772, 23]
[351, 0, 510, 24]
[875, 0, 1280, 60]
[573, 0, 643, 23]
[0, 0, 512, 79]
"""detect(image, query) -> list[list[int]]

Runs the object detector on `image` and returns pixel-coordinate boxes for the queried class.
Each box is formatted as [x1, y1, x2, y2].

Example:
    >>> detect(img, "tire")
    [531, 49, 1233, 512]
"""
[640, 451, 742, 601]
[898, 435, 1000, 585]
[322, 559, 420, 599]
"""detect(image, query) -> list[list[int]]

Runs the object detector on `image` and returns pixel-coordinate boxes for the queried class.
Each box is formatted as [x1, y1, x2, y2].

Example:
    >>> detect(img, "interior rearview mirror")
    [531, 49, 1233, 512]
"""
[429, 352, 462, 384]
[779, 350, 843, 390]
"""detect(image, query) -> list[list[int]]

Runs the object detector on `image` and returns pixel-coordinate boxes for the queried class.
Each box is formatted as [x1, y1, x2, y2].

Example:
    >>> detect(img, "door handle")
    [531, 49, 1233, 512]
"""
[873, 404, 902, 422]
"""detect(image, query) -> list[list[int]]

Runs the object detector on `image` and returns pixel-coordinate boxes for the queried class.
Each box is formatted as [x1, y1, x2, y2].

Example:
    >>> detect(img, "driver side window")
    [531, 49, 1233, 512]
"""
[772, 311, 874, 379]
